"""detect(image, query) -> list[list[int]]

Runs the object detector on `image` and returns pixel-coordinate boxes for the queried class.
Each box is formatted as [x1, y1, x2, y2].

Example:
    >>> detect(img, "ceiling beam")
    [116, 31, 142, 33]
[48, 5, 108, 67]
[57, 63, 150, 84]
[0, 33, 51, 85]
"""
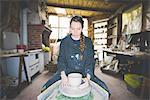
[122, 0, 141, 12]
[48, 12, 92, 18]
[46, 3, 115, 13]
[109, 0, 141, 19]
[104, 0, 134, 3]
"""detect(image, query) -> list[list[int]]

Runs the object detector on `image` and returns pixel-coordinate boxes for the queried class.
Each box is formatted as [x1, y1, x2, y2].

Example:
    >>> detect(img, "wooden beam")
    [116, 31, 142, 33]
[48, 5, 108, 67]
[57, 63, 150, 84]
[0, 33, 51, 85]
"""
[109, 0, 141, 19]
[104, 0, 134, 3]
[122, 0, 142, 12]
[48, 12, 92, 18]
[46, 3, 115, 13]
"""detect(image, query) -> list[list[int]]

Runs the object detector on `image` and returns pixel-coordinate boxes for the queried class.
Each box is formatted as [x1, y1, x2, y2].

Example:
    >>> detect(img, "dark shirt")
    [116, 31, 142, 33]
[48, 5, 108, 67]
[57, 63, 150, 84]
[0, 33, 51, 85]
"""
[42, 34, 110, 94]
[57, 34, 95, 78]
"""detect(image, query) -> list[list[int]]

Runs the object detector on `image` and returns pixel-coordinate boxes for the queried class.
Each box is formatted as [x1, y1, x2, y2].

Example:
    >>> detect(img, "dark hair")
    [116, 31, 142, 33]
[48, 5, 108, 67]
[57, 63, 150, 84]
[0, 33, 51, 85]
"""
[70, 15, 85, 60]
[70, 15, 84, 28]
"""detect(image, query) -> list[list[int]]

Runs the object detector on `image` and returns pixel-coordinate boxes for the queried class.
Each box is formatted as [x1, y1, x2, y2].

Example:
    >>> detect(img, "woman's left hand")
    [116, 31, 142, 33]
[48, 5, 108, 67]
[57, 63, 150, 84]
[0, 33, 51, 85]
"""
[79, 75, 90, 89]
[79, 78, 89, 89]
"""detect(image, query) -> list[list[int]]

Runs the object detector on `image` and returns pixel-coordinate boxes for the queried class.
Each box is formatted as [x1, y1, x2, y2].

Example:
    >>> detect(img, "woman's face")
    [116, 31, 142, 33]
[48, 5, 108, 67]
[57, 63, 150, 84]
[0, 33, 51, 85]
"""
[70, 21, 82, 37]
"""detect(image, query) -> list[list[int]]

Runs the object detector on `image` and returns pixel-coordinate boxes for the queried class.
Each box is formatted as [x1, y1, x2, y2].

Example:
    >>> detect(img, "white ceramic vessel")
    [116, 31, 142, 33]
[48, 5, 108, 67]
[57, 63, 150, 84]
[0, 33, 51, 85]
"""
[68, 73, 82, 87]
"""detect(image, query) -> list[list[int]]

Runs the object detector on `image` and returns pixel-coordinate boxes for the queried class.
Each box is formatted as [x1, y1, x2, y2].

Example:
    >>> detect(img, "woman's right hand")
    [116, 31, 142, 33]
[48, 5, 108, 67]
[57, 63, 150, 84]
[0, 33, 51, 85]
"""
[60, 71, 69, 87]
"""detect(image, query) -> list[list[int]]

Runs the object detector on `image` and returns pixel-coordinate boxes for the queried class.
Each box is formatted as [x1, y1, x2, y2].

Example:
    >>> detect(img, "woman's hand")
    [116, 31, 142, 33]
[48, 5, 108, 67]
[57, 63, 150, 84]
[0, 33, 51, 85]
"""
[79, 78, 89, 89]
[60, 71, 69, 87]
[86, 73, 91, 80]
[79, 74, 91, 89]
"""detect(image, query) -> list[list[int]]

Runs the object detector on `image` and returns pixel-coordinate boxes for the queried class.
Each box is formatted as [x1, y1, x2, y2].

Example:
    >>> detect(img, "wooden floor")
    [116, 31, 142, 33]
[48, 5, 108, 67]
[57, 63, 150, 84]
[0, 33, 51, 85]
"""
[6, 65, 146, 100]
[95, 66, 142, 100]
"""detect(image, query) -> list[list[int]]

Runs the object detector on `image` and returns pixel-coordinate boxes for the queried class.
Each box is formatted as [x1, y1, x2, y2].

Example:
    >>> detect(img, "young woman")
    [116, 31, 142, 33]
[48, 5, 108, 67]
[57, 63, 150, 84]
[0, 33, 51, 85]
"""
[42, 15, 110, 95]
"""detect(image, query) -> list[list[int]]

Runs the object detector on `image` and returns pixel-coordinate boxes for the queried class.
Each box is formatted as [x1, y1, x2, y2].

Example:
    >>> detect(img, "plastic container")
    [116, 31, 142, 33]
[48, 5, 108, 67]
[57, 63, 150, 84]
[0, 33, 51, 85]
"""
[124, 74, 143, 88]
[16, 45, 26, 53]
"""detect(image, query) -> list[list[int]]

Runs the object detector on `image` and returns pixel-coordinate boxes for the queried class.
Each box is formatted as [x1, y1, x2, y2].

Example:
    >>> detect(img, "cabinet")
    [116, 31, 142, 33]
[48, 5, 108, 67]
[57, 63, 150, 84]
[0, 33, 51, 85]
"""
[93, 19, 108, 50]
[26, 52, 41, 77]
[4, 50, 44, 83]
[93, 19, 108, 61]
[25, 50, 44, 81]
[107, 15, 122, 47]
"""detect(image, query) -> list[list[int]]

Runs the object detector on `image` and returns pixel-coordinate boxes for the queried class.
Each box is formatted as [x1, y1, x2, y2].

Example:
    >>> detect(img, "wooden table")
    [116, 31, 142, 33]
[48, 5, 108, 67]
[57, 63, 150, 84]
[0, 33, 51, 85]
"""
[102, 48, 148, 57]
[102, 48, 150, 75]
[102, 48, 150, 98]
[0, 52, 29, 85]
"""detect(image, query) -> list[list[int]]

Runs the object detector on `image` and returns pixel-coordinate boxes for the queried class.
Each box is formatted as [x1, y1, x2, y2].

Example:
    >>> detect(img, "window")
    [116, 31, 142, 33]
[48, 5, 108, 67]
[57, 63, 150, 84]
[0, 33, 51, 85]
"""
[49, 15, 58, 27]
[122, 4, 142, 34]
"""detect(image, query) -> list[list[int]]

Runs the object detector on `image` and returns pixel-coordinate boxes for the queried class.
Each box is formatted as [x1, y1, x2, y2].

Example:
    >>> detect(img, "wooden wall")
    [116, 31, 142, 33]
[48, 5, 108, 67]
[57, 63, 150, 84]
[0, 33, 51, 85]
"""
[0, 1, 20, 33]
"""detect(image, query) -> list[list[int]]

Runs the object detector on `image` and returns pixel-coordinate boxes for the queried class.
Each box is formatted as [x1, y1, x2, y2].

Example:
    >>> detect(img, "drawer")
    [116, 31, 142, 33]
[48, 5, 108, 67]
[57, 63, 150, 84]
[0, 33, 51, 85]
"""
[29, 59, 39, 66]
[28, 53, 39, 66]
[29, 63, 39, 77]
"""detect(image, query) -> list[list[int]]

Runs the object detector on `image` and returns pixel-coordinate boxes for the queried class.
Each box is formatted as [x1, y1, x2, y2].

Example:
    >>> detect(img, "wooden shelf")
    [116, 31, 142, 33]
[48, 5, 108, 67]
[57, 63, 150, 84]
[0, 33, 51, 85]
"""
[94, 38, 107, 39]
[93, 20, 108, 51]
[94, 32, 105, 34]
[108, 24, 117, 29]
[107, 35, 117, 39]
